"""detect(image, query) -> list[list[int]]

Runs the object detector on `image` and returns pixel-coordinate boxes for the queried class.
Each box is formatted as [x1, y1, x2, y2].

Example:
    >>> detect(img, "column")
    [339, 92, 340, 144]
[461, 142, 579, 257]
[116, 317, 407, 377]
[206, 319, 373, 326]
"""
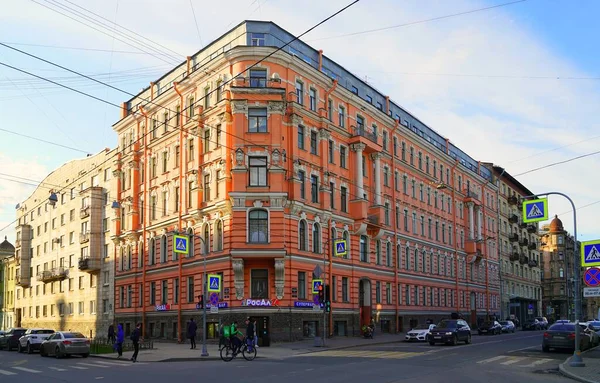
[232, 259, 244, 300]
[476, 207, 482, 240]
[371, 153, 382, 205]
[467, 202, 475, 240]
[351, 143, 366, 199]
[274, 258, 285, 300]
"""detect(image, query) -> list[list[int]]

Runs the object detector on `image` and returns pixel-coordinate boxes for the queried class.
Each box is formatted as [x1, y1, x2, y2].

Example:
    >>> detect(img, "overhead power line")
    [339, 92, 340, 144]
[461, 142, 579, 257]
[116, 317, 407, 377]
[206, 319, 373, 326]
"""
[309, 0, 527, 42]
[0, 42, 169, 55]
[0, 128, 90, 154]
[514, 150, 600, 177]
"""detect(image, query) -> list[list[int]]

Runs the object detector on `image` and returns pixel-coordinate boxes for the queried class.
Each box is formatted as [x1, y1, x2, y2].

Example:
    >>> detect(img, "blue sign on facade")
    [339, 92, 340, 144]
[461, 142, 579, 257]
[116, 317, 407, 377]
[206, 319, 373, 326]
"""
[522, 198, 548, 223]
[334, 240, 347, 257]
[197, 302, 228, 310]
[295, 301, 323, 308]
[582, 240, 600, 267]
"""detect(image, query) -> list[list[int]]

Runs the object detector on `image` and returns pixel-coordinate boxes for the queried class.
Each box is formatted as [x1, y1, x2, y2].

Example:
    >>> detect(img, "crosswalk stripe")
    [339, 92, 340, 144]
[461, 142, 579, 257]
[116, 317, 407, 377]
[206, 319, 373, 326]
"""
[500, 357, 525, 365]
[12, 366, 42, 373]
[70, 366, 88, 370]
[0, 369, 17, 376]
[94, 361, 132, 367]
[77, 362, 109, 368]
[300, 350, 422, 359]
[521, 358, 553, 368]
[477, 356, 508, 364]
[48, 367, 67, 371]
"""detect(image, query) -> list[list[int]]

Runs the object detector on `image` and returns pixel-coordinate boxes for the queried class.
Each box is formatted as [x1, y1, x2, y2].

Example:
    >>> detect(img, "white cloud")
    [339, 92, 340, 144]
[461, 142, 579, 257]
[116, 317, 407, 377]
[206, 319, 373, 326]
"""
[0, 0, 598, 238]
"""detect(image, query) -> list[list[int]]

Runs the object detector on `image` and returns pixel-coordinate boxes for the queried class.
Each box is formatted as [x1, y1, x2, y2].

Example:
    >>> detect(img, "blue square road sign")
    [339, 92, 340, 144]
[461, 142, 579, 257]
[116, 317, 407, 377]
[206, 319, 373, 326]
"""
[334, 240, 347, 257]
[522, 198, 548, 223]
[173, 235, 189, 254]
[581, 240, 600, 267]
[207, 274, 222, 292]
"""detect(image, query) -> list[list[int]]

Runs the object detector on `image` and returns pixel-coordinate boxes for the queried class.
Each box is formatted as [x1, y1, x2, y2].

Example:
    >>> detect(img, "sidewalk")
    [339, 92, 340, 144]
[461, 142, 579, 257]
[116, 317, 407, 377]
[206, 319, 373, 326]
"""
[560, 347, 600, 383]
[91, 333, 407, 362]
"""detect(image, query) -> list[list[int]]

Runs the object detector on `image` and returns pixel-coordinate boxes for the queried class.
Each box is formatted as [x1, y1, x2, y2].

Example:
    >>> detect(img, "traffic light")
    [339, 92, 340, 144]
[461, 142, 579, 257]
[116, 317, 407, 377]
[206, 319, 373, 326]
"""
[318, 284, 324, 304]
[325, 284, 331, 312]
[197, 294, 204, 309]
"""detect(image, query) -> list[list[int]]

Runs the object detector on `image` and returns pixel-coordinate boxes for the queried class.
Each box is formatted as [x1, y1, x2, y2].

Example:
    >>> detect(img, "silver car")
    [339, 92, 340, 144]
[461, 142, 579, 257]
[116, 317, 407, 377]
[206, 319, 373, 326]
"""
[39, 331, 90, 358]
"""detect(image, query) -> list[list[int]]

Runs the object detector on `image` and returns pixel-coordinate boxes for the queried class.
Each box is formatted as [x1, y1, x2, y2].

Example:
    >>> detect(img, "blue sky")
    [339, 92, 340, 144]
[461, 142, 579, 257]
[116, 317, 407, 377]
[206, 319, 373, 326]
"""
[0, 0, 599, 243]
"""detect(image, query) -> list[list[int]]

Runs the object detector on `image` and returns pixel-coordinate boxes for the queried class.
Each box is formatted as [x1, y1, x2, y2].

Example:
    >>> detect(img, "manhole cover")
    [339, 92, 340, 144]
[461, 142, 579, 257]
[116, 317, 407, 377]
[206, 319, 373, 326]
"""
[533, 367, 560, 375]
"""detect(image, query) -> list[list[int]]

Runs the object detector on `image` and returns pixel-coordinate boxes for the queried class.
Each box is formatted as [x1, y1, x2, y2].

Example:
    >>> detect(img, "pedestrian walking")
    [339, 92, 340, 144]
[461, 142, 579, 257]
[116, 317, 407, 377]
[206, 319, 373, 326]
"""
[107, 324, 115, 345]
[130, 323, 141, 363]
[187, 318, 197, 349]
[218, 323, 226, 349]
[245, 318, 255, 351]
[253, 318, 259, 348]
[115, 324, 124, 358]
[369, 317, 376, 338]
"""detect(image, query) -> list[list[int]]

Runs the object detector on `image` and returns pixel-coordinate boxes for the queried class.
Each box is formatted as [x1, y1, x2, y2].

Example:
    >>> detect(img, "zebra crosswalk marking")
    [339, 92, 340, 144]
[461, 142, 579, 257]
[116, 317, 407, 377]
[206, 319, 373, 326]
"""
[0, 369, 16, 376]
[12, 366, 42, 373]
[94, 361, 132, 367]
[77, 362, 109, 368]
[477, 356, 509, 364]
[520, 358, 553, 368]
[500, 357, 525, 365]
[70, 366, 88, 370]
[48, 367, 67, 371]
[299, 350, 423, 359]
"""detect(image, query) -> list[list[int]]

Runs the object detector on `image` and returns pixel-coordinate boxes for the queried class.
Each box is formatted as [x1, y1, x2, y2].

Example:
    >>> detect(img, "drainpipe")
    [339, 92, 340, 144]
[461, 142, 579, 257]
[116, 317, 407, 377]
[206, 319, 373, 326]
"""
[480, 180, 489, 318]
[150, 82, 155, 101]
[138, 105, 149, 338]
[318, 50, 323, 71]
[391, 119, 400, 332]
[173, 82, 184, 343]
[114, 150, 122, 335]
[323, 80, 338, 118]
[450, 159, 460, 315]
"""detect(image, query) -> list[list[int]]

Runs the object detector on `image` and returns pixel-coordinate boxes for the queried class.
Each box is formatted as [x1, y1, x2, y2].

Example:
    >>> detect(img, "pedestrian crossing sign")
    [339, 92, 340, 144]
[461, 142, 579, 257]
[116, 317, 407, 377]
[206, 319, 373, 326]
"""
[334, 240, 347, 257]
[173, 235, 189, 254]
[582, 240, 600, 267]
[208, 274, 222, 292]
[522, 198, 548, 223]
[312, 279, 323, 294]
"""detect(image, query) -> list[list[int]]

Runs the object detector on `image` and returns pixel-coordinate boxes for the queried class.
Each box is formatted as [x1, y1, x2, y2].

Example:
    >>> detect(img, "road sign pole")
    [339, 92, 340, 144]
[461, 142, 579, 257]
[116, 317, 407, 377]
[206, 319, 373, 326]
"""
[201, 238, 208, 357]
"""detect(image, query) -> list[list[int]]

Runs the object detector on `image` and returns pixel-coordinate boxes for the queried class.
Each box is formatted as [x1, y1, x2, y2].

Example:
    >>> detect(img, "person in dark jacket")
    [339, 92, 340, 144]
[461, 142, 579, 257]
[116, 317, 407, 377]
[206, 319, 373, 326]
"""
[245, 318, 255, 351]
[130, 323, 141, 363]
[107, 324, 115, 344]
[115, 324, 124, 358]
[187, 318, 198, 349]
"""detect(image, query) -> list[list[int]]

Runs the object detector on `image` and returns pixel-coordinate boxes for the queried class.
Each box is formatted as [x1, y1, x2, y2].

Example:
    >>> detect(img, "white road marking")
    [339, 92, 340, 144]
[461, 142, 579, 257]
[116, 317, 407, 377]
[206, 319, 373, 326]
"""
[78, 362, 109, 368]
[0, 369, 17, 376]
[12, 366, 42, 373]
[500, 357, 525, 365]
[48, 367, 68, 371]
[70, 366, 88, 370]
[507, 345, 539, 353]
[477, 355, 508, 364]
[521, 358, 553, 368]
[94, 361, 131, 367]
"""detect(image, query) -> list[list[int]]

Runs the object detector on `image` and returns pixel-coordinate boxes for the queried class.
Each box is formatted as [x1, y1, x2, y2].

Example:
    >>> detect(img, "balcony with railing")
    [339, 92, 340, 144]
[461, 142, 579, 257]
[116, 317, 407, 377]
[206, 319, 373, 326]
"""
[519, 238, 529, 247]
[528, 242, 537, 250]
[508, 195, 518, 205]
[509, 233, 519, 242]
[15, 238, 21, 248]
[528, 259, 539, 268]
[519, 255, 529, 265]
[15, 274, 30, 287]
[508, 214, 519, 224]
[510, 252, 520, 262]
[527, 224, 537, 233]
[80, 231, 90, 244]
[80, 206, 90, 219]
[349, 125, 381, 153]
[519, 222, 528, 229]
[78, 256, 101, 272]
[230, 75, 284, 91]
[37, 267, 68, 283]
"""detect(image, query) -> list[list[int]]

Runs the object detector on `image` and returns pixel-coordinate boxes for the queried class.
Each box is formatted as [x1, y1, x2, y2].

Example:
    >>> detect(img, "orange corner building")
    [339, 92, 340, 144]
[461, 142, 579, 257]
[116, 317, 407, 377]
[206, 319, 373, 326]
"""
[111, 21, 501, 343]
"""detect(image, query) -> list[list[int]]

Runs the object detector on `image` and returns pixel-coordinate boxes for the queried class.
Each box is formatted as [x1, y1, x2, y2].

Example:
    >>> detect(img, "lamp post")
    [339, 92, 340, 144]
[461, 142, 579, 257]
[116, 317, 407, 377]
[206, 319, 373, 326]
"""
[174, 230, 209, 357]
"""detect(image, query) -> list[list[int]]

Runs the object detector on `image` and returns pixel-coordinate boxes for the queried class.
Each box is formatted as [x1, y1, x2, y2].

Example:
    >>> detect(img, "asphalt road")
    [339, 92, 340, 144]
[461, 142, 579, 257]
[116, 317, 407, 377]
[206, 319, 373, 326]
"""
[0, 331, 577, 382]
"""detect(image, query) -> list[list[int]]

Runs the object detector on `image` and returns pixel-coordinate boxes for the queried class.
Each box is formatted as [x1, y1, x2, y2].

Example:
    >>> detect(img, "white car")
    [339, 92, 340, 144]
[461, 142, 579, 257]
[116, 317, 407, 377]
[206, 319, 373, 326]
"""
[405, 324, 436, 342]
[18, 328, 55, 354]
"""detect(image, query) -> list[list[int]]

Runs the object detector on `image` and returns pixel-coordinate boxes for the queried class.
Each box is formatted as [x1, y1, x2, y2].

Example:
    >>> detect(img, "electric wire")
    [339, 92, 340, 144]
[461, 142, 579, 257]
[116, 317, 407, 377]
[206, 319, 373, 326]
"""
[0, 128, 90, 154]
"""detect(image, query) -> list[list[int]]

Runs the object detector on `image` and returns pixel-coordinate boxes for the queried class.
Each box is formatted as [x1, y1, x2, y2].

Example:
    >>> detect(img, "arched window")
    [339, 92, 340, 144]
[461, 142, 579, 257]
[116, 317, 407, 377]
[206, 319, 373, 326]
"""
[203, 224, 210, 253]
[148, 237, 156, 265]
[422, 250, 426, 273]
[396, 244, 401, 267]
[559, 267, 564, 278]
[312, 223, 321, 253]
[120, 247, 126, 271]
[127, 246, 132, 270]
[342, 230, 350, 259]
[215, 221, 223, 252]
[299, 220, 307, 251]
[138, 241, 144, 268]
[160, 235, 167, 263]
[248, 209, 268, 243]
[405, 247, 410, 270]
[375, 240, 381, 264]
[186, 227, 195, 257]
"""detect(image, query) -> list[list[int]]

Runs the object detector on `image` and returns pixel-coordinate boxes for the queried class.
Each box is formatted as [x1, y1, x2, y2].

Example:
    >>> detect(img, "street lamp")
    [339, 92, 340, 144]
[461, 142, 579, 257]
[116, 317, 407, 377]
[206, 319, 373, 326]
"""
[174, 230, 209, 357]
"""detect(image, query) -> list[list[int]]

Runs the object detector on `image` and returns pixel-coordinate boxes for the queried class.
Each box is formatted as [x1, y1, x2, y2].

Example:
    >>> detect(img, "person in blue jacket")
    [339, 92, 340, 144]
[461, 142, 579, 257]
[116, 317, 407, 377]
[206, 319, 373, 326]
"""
[115, 324, 124, 358]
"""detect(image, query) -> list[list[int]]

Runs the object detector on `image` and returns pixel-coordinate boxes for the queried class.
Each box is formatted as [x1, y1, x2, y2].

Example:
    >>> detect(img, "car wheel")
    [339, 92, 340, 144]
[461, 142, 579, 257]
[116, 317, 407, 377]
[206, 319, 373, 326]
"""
[542, 345, 550, 352]
[428, 341, 435, 346]
[465, 334, 472, 345]
[27, 343, 33, 354]
[81, 353, 89, 358]
[40, 347, 46, 357]
[55, 346, 62, 359]
[451, 335, 458, 346]
[6, 343, 12, 352]
[17, 343, 23, 353]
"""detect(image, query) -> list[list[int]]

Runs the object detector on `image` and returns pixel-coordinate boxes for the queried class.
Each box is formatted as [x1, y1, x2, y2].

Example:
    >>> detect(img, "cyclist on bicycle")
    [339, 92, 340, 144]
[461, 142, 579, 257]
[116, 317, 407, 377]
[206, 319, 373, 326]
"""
[229, 320, 243, 354]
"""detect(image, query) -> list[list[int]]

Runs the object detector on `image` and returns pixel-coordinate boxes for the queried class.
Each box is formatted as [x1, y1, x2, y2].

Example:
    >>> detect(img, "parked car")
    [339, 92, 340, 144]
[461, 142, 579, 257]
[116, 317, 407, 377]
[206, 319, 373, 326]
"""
[0, 328, 27, 351]
[499, 321, 516, 333]
[523, 319, 541, 331]
[535, 317, 549, 330]
[405, 324, 436, 342]
[586, 320, 600, 331]
[39, 331, 90, 358]
[579, 323, 600, 347]
[554, 319, 570, 324]
[427, 319, 471, 346]
[478, 320, 502, 335]
[543, 323, 591, 352]
[17, 329, 54, 354]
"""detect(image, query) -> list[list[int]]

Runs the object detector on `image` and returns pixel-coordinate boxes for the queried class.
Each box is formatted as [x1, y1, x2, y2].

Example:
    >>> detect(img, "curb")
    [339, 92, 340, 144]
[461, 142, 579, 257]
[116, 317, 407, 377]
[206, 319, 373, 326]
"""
[558, 346, 599, 383]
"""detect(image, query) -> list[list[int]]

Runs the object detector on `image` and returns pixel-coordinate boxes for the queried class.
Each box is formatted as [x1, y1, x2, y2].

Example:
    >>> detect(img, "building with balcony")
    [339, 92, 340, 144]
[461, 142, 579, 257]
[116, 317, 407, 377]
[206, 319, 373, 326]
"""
[540, 216, 583, 321]
[0, 237, 15, 330]
[13, 149, 116, 337]
[484, 165, 542, 324]
[112, 20, 501, 342]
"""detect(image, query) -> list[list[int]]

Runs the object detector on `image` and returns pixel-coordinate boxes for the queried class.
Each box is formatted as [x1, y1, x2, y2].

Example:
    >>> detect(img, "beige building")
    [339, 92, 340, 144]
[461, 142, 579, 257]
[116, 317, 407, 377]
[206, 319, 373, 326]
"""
[1, 237, 16, 330]
[485, 165, 542, 324]
[540, 216, 584, 321]
[14, 149, 116, 338]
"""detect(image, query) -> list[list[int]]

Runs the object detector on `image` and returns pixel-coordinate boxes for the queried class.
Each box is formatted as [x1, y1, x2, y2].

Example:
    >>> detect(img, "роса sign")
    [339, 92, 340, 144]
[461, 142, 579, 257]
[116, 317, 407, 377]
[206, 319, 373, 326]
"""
[155, 304, 170, 311]
[242, 299, 274, 307]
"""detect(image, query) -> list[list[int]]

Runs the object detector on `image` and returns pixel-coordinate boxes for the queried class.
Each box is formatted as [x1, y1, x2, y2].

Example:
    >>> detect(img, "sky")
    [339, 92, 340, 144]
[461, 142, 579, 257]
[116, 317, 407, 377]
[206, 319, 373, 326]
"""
[0, 0, 598, 244]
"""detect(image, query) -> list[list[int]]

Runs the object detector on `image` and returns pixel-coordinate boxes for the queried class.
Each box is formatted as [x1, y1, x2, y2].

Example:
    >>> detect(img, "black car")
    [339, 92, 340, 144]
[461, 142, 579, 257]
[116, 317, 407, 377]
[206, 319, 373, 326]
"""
[0, 328, 27, 351]
[478, 320, 502, 335]
[523, 319, 541, 331]
[428, 319, 471, 346]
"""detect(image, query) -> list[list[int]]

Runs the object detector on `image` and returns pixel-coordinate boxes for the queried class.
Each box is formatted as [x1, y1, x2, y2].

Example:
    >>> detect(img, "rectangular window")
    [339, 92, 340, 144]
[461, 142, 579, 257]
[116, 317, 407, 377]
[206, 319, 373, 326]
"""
[330, 182, 335, 209]
[187, 277, 194, 303]
[161, 280, 168, 305]
[342, 277, 349, 302]
[249, 69, 267, 87]
[297, 126, 305, 150]
[309, 88, 316, 111]
[295, 81, 304, 105]
[332, 276, 337, 302]
[174, 145, 180, 168]
[203, 174, 210, 201]
[340, 146, 347, 168]
[310, 175, 319, 203]
[328, 140, 334, 163]
[251, 269, 269, 299]
[341, 187, 347, 213]
[338, 106, 345, 127]
[298, 272, 306, 300]
[249, 157, 268, 186]
[382, 131, 388, 151]
[188, 138, 194, 161]
[250, 33, 265, 46]
[203, 129, 210, 153]
[174, 278, 179, 304]
[216, 124, 221, 148]
[386, 283, 391, 304]
[204, 86, 210, 108]
[328, 99, 333, 121]
[310, 131, 318, 155]
[248, 108, 267, 133]
[375, 281, 381, 304]
[150, 282, 156, 305]
[299, 170, 306, 199]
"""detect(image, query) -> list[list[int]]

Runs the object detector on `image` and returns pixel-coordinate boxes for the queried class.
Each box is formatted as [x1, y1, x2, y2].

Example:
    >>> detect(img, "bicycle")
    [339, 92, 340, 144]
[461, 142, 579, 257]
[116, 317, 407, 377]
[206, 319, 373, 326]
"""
[220, 337, 257, 362]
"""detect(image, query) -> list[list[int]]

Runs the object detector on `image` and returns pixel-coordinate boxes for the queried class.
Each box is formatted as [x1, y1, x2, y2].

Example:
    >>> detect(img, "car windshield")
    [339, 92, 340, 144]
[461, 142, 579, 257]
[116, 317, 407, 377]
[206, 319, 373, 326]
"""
[63, 332, 86, 339]
[32, 330, 54, 334]
[549, 324, 576, 331]
[13, 330, 26, 335]
[437, 320, 457, 328]
[413, 325, 431, 330]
